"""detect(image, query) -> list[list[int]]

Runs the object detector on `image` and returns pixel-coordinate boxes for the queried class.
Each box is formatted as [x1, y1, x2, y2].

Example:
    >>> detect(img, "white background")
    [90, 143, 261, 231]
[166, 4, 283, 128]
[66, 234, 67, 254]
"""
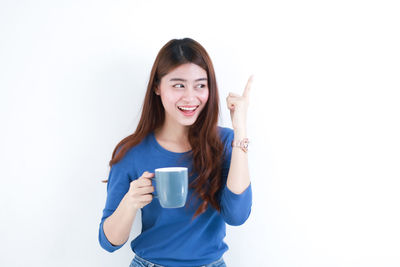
[1, 0, 399, 266]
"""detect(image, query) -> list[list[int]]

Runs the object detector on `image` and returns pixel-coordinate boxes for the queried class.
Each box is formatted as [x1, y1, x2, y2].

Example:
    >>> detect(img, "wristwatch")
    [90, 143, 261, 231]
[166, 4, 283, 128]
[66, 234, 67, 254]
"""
[231, 138, 249, 153]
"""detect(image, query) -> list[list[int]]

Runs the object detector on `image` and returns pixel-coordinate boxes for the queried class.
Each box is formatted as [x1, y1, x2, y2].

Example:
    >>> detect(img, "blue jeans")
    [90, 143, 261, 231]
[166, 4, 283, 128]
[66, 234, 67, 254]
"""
[129, 254, 227, 267]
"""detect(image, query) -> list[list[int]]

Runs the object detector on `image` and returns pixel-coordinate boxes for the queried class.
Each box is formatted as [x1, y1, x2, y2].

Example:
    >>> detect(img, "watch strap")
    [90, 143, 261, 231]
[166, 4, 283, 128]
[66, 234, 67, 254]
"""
[231, 138, 249, 152]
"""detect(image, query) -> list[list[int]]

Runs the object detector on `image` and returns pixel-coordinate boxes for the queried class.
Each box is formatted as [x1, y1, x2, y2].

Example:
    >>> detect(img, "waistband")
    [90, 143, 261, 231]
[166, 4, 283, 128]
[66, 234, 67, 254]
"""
[133, 254, 225, 267]
[134, 254, 164, 267]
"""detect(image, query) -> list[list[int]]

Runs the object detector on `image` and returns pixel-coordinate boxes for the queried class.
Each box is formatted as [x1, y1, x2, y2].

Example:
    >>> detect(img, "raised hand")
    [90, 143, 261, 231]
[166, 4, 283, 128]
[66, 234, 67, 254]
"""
[226, 75, 254, 131]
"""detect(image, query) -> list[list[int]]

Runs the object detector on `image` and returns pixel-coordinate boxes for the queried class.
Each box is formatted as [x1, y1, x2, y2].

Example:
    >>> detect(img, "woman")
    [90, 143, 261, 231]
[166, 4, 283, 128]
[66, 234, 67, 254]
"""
[98, 37, 253, 267]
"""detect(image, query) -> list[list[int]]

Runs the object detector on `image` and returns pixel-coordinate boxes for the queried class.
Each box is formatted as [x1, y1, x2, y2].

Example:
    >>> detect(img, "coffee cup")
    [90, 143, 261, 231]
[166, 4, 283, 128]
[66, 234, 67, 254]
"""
[154, 167, 188, 208]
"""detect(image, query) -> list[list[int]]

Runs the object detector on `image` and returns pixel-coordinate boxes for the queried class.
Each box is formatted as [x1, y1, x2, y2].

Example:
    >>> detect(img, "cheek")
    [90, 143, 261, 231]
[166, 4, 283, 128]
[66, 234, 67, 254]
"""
[162, 92, 180, 107]
[199, 90, 209, 104]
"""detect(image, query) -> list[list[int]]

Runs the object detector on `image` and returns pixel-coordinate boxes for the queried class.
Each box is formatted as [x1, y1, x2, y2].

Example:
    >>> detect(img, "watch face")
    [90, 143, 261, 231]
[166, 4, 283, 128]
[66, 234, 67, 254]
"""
[232, 138, 249, 152]
[242, 139, 249, 151]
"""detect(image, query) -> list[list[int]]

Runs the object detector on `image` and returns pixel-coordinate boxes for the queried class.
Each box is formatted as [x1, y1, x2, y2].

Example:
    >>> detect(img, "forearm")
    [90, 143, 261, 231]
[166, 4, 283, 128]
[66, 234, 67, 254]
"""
[226, 128, 250, 194]
[103, 195, 138, 246]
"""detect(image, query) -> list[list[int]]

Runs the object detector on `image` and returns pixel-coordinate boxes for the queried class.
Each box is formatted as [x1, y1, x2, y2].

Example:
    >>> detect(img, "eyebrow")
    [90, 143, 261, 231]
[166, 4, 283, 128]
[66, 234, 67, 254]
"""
[169, 78, 208, 82]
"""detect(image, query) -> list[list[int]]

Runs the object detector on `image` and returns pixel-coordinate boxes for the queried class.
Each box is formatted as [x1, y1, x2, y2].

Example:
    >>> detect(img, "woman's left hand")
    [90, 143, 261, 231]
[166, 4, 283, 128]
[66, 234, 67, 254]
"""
[226, 75, 253, 131]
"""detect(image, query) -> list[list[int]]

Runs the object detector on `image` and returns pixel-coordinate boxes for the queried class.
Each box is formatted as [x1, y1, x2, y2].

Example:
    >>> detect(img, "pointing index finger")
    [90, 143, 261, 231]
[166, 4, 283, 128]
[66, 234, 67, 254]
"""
[242, 75, 254, 97]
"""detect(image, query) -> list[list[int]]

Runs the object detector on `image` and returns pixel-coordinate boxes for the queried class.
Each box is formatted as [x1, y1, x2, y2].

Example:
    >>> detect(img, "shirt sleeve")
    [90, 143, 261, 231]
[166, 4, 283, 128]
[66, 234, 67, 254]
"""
[220, 183, 252, 226]
[219, 128, 253, 226]
[98, 162, 131, 252]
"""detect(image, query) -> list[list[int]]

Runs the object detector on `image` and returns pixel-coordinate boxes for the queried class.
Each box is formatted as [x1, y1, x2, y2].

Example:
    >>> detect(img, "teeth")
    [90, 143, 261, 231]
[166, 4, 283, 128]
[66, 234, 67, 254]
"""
[179, 106, 197, 111]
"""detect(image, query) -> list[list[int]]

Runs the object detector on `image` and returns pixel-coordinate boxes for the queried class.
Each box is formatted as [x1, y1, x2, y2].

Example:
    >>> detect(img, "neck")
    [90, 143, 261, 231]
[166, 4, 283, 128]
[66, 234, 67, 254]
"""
[155, 120, 190, 144]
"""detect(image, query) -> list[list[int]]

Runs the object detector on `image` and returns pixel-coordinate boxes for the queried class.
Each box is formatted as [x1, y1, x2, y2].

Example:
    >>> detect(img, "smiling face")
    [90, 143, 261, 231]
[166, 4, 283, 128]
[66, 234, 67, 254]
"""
[155, 63, 209, 128]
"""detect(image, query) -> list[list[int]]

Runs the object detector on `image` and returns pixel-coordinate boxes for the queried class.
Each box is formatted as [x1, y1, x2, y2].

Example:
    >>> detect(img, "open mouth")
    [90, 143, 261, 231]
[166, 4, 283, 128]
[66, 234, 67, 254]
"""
[177, 105, 199, 116]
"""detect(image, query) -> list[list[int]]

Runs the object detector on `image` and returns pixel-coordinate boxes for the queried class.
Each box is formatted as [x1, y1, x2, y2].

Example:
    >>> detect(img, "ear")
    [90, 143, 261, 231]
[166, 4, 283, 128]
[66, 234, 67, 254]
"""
[154, 86, 160, 95]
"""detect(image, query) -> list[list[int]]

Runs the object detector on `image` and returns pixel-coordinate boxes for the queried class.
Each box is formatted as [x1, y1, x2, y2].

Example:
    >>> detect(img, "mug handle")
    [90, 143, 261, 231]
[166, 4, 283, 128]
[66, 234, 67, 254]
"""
[151, 178, 158, 198]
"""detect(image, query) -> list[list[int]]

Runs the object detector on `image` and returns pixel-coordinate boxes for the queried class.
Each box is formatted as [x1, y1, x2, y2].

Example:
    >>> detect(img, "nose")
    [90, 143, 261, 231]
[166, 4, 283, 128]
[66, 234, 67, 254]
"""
[182, 87, 196, 101]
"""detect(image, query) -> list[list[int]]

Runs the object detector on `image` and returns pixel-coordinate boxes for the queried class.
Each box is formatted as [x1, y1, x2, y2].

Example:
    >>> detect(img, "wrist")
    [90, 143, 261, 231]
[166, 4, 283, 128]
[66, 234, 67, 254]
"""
[232, 128, 249, 153]
[121, 194, 140, 212]
[233, 128, 247, 139]
[231, 137, 249, 153]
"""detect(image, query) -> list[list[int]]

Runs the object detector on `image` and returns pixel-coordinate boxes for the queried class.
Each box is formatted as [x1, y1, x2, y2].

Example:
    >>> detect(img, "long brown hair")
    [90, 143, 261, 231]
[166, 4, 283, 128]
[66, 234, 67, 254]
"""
[105, 38, 224, 218]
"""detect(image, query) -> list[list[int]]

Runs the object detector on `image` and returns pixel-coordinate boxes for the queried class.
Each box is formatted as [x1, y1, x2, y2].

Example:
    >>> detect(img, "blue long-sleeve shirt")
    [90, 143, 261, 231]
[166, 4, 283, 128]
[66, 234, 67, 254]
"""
[98, 126, 252, 266]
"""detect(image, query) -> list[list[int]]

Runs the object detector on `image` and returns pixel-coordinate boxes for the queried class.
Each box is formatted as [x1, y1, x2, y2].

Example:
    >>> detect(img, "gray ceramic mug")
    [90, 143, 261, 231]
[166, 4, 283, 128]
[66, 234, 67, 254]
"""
[154, 167, 188, 208]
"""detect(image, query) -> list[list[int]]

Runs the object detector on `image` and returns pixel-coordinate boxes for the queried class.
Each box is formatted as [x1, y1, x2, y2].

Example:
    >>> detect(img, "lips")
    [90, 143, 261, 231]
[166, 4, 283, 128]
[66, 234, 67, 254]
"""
[177, 105, 199, 116]
[178, 105, 199, 111]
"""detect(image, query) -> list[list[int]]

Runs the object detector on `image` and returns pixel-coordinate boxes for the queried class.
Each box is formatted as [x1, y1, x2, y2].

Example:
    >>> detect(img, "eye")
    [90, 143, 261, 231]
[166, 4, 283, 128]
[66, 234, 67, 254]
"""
[196, 84, 206, 89]
[173, 84, 184, 88]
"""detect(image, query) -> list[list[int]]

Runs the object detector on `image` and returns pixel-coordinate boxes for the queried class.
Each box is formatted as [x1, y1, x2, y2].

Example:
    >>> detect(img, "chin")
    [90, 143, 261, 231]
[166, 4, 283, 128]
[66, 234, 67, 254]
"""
[180, 119, 196, 126]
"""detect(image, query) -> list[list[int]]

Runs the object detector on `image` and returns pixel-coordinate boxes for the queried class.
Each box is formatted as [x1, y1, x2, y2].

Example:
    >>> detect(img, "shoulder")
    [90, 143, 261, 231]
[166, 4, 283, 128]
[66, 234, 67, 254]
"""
[113, 133, 153, 168]
[218, 127, 234, 174]
[217, 126, 234, 147]
[107, 133, 157, 184]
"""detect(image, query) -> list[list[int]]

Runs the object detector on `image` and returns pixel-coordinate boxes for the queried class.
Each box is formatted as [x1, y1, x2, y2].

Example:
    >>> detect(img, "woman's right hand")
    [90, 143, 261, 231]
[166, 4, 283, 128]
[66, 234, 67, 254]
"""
[124, 171, 155, 210]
